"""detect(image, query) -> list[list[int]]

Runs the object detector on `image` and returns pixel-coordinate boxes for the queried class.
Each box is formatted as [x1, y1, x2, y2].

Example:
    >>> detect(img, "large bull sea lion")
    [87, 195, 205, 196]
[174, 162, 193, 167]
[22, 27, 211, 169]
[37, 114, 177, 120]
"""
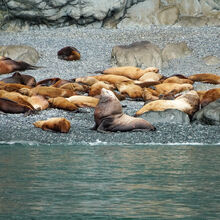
[92, 88, 155, 132]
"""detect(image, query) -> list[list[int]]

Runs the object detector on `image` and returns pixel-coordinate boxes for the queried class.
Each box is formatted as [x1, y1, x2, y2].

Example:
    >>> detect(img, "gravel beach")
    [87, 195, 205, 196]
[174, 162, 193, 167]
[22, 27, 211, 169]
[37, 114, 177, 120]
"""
[0, 26, 219, 145]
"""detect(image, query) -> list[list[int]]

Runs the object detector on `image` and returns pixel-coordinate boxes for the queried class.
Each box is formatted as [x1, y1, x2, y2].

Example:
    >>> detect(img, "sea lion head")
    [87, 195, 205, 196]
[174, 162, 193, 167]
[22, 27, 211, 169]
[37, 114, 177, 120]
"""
[100, 88, 118, 103]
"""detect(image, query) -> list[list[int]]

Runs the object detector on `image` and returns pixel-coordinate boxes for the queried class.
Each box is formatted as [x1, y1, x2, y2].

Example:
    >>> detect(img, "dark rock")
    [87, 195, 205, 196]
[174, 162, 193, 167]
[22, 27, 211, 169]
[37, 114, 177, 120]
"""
[140, 109, 190, 124]
[192, 99, 220, 125]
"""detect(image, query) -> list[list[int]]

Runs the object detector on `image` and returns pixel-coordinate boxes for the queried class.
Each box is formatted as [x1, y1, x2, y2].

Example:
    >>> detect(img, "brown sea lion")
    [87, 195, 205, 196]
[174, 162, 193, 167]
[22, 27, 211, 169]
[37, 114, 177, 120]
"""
[0, 81, 31, 92]
[142, 88, 159, 102]
[92, 88, 155, 132]
[59, 82, 89, 93]
[0, 90, 35, 110]
[89, 81, 115, 97]
[52, 79, 72, 88]
[19, 85, 76, 98]
[33, 117, 71, 133]
[162, 76, 194, 84]
[154, 83, 193, 96]
[189, 73, 220, 84]
[75, 76, 99, 86]
[57, 46, 80, 61]
[66, 95, 99, 108]
[138, 71, 163, 82]
[0, 98, 33, 114]
[0, 56, 40, 75]
[198, 88, 220, 107]
[36, 78, 61, 86]
[27, 95, 49, 111]
[92, 74, 132, 86]
[48, 97, 79, 111]
[135, 90, 200, 116]
[115, 81, 143, 99]
[102, 66, 159, 80]
[0, 72, 36, 87]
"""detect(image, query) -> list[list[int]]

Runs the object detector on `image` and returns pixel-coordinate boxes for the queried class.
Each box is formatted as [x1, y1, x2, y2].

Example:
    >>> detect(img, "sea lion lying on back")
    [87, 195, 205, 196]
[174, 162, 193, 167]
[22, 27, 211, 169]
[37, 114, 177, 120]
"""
[0, 56, 40, 75]
[92, 88, 155, 132]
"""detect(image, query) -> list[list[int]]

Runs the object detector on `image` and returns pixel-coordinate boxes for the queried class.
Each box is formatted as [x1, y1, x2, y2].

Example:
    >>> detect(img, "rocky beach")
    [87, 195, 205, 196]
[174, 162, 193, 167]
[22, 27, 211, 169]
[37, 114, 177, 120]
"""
[0, 1, 220, 219]
[0, 26, 219, 145]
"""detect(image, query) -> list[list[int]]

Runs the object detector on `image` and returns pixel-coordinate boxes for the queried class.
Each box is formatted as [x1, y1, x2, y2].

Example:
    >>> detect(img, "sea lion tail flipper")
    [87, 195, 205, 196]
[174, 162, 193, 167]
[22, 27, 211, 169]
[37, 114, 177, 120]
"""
[17, 61, 45, 71]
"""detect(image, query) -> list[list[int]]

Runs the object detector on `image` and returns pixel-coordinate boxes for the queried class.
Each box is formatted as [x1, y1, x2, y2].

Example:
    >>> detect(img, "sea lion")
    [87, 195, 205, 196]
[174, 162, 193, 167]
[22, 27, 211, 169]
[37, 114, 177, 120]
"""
[0, 72, 36, 86]
[36, 78, 61, 86]
[19, 85, 76, 98]
[58, 82, 89, 93]
[48, 97, 79, 111]
[89, 81, 115, 97]
[162, 76, 193, 84]
[27, 95, 49, 111]
[0, 98, 33, 114]
[154, 83, 193, 96]
[66, 95, 99, 108]
[0, 81, 31, 92]
[102, 66, 159, 80]
[188, 73, 220, 84]
[138, 71, 163, 82]
[0, 90, 35, 110]
[93, 74, 132, 86]
[115, 81, 143, 99]
[57, 46, 80, 61]
[75, 76, 99, 86]
[33, 117, 71, 133]
[92, 88, 155, 132]
[0, 56, 40, 75]
[198, 88, 220, 107]
[135, 90, 200, 116]
[142, 88, 159, 102]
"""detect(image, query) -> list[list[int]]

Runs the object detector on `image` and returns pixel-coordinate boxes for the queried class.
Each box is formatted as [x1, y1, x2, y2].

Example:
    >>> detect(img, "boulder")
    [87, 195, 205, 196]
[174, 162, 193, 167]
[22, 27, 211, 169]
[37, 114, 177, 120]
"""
[140, 109, 191, 124]
[192, 99, 220, 125]
[111, 41, 162, 68]
[203, 55, 220, 65]
[162, 42, 192, 63]
[0, 45, 40, 65]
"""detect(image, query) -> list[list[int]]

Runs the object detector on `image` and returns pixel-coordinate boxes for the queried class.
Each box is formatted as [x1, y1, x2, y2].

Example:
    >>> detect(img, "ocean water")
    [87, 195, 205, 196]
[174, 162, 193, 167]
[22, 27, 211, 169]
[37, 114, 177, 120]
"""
[0, 142, 219, 219]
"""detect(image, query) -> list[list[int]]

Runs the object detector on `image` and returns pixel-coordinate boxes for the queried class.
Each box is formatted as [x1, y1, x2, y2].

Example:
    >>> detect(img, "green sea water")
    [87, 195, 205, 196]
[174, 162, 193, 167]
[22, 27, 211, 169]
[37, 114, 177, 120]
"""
[0, 143, 219, 219]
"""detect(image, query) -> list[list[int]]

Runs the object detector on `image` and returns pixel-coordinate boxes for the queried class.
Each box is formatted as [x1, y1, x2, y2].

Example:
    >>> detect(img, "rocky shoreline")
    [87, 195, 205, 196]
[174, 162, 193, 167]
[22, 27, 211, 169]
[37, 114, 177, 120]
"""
[0, 26, 219, 145]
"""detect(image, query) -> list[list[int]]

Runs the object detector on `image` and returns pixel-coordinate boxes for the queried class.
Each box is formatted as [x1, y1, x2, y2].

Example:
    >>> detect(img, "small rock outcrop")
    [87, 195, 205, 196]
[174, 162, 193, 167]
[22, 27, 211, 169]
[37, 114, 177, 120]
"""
[140, 109, 191, 124]
[203, 55, 220, 65]
[192, 99, 220, 125]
